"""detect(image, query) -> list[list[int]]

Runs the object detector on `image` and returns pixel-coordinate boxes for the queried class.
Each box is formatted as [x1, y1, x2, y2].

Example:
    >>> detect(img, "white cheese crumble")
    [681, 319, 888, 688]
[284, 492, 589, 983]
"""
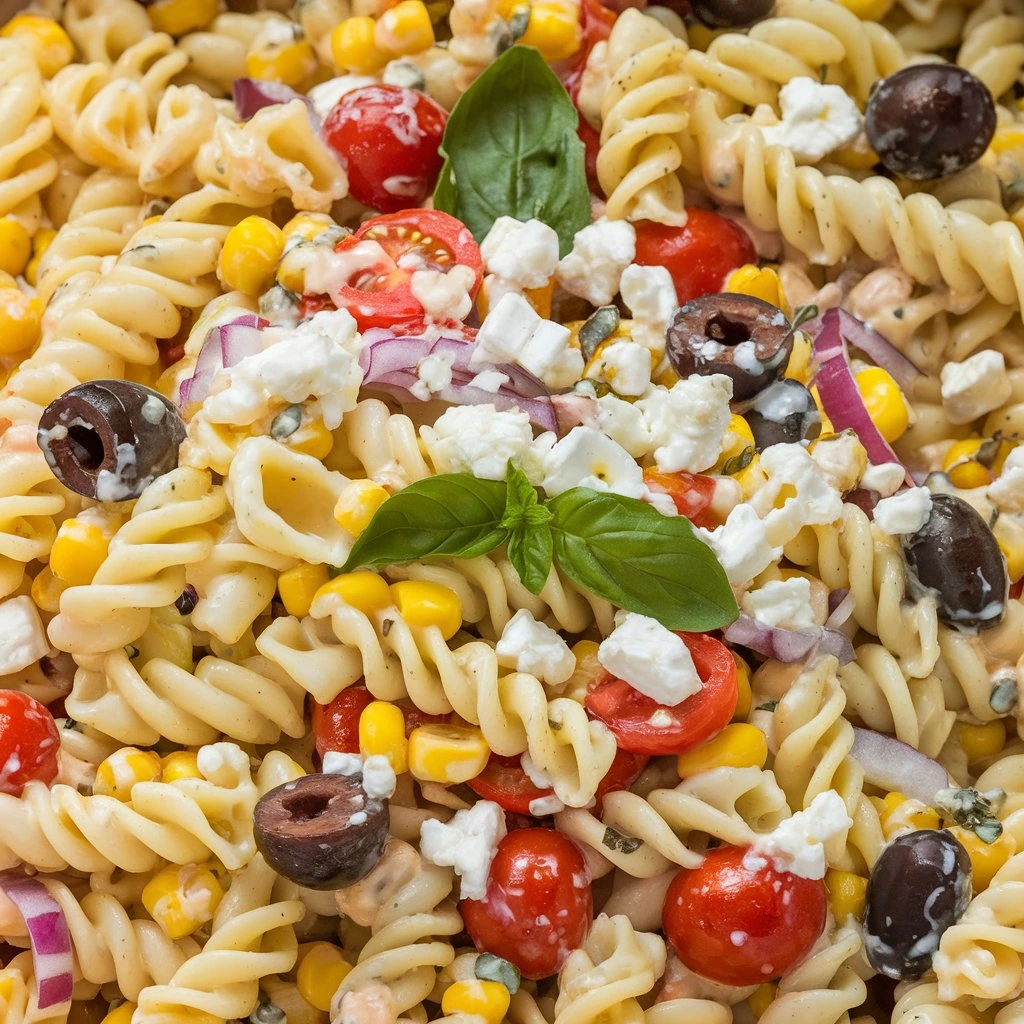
[480, 217, 560, 290]
[873, 487, 932, 536]
[361, 754, 397, 799]
[586, 340, 652, 397]
[760, 77, 863, 162]
[940, 350, 1012, 425]
[419, 800, 507, 900]
[529, 794, 565, 816]
[989, 446, 1024, 513]
[409, 265, 477, 322]
[541, 426, 646, 499]
[620, 263, 677, 353]
[0, 596, 50, 675]
[411, 351, 455, 401]
[307, 75, 377, 120]
[742, 577, 816, 630]
[495, 609, 575, 684]
[647, 375, 733, 473]
[753, 443, 843, 546]
[861, 462, 906, 497]
[698, 503, 782, 591]
[556, 218, 636, 306]
[321, 751, 364, 776]
[468, 369, 509, 393]
[809, 433, 866, 494]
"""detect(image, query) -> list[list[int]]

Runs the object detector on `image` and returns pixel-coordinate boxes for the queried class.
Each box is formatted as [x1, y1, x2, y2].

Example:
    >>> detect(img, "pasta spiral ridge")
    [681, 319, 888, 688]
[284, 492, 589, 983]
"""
[891, 980, 988, 1024]
[331, 399, 433, 491]
[956, 0, 1024, 102]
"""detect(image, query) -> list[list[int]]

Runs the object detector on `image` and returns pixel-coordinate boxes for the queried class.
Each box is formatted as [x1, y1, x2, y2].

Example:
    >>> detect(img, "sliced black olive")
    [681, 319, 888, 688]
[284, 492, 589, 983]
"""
[866, 65, 996, 181]
[745, 378, 821, 450]
[665, 294, 794, 402]
[37, 380, 185, 501]
[254, 773, 388, 890]
[864, 829, 971, 979]
[691, 0, 773, 28]
[903, 493, 1008, 630]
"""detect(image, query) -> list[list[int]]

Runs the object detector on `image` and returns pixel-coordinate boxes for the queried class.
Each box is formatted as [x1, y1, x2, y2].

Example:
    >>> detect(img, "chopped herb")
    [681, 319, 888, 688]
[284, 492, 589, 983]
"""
[475, 953, 521, 993]
[720, 446, 755, 476]
[271, 405, 303, 440]
[579, 305, 620, 361]
[756, 701, 777, 711]
[990, 675, 1017, 714]
[935, 786, 1005, 843]
[175, 584, 199, 616]
[602, 826, 643, 854]
[790, 305, 818, 329]
[892, 307, 904, 320]
[548, 717, 562, 731]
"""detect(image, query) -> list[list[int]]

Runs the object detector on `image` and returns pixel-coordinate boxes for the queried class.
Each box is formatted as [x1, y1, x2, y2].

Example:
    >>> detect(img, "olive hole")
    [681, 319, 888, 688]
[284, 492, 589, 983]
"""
[67, 426, 105, 471]
[282, 792, 331, 821]
[705, 314, 752, 346]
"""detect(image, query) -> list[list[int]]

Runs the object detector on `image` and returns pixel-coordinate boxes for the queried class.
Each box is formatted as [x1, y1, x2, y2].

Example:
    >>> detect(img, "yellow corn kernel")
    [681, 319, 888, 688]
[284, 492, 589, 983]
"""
[519, 1, 582, 62]
[879, 791, 940, 838]
[279, 563, 331, 617]
[996, 514, 1024, 583]
[947, 825, 1015, 892]
[824, 869, 868, 922]
[100, 1004, 137, 1024]
[359, 700, 409, 774]
[956, 720, 1006, 763]
[677, 723, 768, 777]
[218, 216, 286, 296]
[31, 567, 67, 614]
[0, 288, 40, 355]
[282, 212, 335, 243]
[49, 518, 112, 586]
[990, 127, 1024, 157]
[334, 479, 390, 536]
[296, 941, 352, 1011]
[314, 570, 392, 615]
[830, 134, 880, 171]
[834, 0, 894, 20]
[390, 580, 462, 640]
[809, 386, 835, 435]
[0, 218, 31, 278]
[375, 0, 435, 55]
[725, 264, 787, 313]
[330, 17, 388, 74]
[142, 862, 224, 939]
[732, 653, 752, 721]
[0, 15, 74, 77]
[855, 367, 909, 443]
[783, 331, 812, 384]
[246, 33, 318, 89]
[943, 438, 993, 489]
[160, 751, 202, 783]
[748, 983, 777, 1019]
[736, 452, 766, 499]
[146, 0, 219, 35]
[441, 980, 511, 1024]
[94, 748, 163, 802]
[284, 417, 334, 459]
[409, 723, 490, 784]
[715, 414, 755, 472]
[25, 227, 56, 287]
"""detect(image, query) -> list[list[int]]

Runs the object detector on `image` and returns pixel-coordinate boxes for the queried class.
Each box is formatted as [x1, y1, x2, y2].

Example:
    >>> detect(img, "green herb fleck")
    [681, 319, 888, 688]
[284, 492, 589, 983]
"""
[602, 826, 643, 854]
[720, 446, 755, 476]
[579, 306, 620, 361]
[475, 953, 521, 994]
[270, 405, 303, 440]
[791, 305, 818, 329]
[935, 786, 1005, 843]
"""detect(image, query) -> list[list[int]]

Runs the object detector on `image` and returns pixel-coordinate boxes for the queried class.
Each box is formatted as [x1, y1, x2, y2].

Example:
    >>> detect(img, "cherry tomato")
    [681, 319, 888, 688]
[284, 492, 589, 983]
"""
[323, 85, 448, 213]
[664, 845, 827, 986]
[643, 469, 719, 529]
[298, 292, 336, 320]
[585, 633, 737, 756]
[633, 210, 757, 305]
[461, 829, 592, 979]
[1011, 578, 1023, 601]
[0, 691, 60, 796]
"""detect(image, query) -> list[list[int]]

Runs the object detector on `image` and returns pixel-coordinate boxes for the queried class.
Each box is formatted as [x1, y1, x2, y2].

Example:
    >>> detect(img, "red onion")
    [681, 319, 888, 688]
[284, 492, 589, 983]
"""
[233, 79, 318, 124]
[0, 876, 73, 1012]
[850, 726, 950, 806]
[825, 589, 856, 628]
[178, 314, 267, 408]
[724, 613, 855, 665]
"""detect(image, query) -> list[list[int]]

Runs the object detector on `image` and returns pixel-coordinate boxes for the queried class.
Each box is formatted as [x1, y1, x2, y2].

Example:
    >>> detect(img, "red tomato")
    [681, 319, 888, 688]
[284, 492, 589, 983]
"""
[1011, 578, 1023, 600]
[634, 210, 757, 305]
[298, 292, 336, 320]
[0, 691, 60, 796]
[461, 829, 592, 979]
[585, 633, 737, 756]
[312, 685, 374, 757]
[323, 85, 448, 212]
[664, 846, 827, 986]
[643, 469, 719, 529]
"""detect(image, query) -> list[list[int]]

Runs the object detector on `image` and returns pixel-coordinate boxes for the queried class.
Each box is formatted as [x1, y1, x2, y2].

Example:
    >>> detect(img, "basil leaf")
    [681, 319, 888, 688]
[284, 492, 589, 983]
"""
[475, 953, 521, 994]
[341, 474, 508, 571]
[502, 463, 539, 521]
[507, 519, 553, 596]
[433, 46, 590, 257]
[548, 488, 739, 631]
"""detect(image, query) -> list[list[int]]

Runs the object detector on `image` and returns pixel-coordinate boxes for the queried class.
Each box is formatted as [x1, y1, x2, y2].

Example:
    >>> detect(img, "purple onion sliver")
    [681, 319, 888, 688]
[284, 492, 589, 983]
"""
[825, 589, 855, 628]
[36, 974, 74, 1010]
[850, 726, 950, 806]
[818, 627, 856, 665]
[233, 78, 317, 122]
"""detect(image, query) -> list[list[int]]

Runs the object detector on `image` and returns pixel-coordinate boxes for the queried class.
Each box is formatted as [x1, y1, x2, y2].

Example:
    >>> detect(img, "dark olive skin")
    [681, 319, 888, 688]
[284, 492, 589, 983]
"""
[904, 493, 1008, 630]
[866, 65, 996, 181]
[692, 0, 773, 28]
[254, 773, 388, 890]
[665, 294, 794, 402]
[864, 829, 971, 979]
[745, 379, 821, 450]
[37, 380, 185, 500]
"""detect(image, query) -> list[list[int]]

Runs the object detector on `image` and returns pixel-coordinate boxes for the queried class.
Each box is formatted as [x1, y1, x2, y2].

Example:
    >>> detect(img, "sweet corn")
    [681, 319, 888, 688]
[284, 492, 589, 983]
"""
[725, 264, 787, 313]
[956, 720, 1006, 763]
[31, 567, 66, 614]
[330, 17, 388, 74]
[518, 1, 582, 62]
[25, 227, 56, 287]
[0, 15, 74, 77]
[732, 653, 752, 721]
[947, 825, 1015, 892]
[996, 515, 1024, 583]
[824, 869, 868, 922]
[314, 570, 392, 614]
[279, 563, 331, 617]
[161, 751, 202, 782]
[94, 747, 162, 802]
[359, 700, 409, 774]
[879, 791, 941, 838]
[246, 31, 318, 89]
[855, 366, 909, 443]
[282, 211, 335, 243]
[335, 479, 390, 536]
[834, 0, 894, 21]
[0, 288, 41, 355]
[49, 518, 112, 586]
[296, 941, 352, 1011]
[989, 127, 1024, 157]
[736, 452, 767, 499]
[441, 980, 511, 1024]
[943, 438, 995, 489]
[715, 414, 755, 472]
[142, 862, 224, 939]
[218, 216, 286, 296]
[100, 1004, 136, 1024]
[390, 580, 462, 640]
[146, 0, 219, 35]
[830, 135, 880, 171]
[0, 218, 31, 278]
[677, 723, 768, 777]
[284, 417, 334, 459]
[375, 0, 435, 55]
[809, 386, 835, 435]
[748, 983, 777, 1019]
[409, 723, 490, 784]
[783, 331, 811, 384]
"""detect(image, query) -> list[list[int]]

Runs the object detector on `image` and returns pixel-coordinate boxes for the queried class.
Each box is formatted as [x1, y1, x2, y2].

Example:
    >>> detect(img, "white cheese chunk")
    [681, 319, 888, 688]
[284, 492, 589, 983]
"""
[873, 487, 932, 536]
[0, 596, 50, 676]
[753, 443, 843, 546]
[496, 609, 575, 684]
[698, 503, 782, 591]
[541, 426, 646, 499]
[861, 462, 906, 497]
[409, 265, 476, 322]
[321, 751, 364, 776]
[586, 340, 652, 397]
[940, 350, 1012, 425]
[989, 446, 1024, 513]
[480, 217, 560, 290]
[760, 77, 863, 162]
[742, 577, 815, 630]
[410, 351, 455, 400]
[419, 800, 507, 900]
[361, 754, 397, 798]
[307, 75, 378, 120]
[556, 218, 636, 306]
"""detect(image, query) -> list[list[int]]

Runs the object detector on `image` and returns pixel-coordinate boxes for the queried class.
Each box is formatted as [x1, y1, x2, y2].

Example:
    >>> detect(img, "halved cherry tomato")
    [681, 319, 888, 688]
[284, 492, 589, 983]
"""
[664, 845, 827, 986]
[585, 633, 737, 756]
[634, 210, 757, 305]
[0, 691, 60, 796]
[461, 829, 592, 979]
[643, 469, 719, 529]
[323, 85, 448, 213]
[297, 292, 336, 320]
[1011, 578, 1023, 600]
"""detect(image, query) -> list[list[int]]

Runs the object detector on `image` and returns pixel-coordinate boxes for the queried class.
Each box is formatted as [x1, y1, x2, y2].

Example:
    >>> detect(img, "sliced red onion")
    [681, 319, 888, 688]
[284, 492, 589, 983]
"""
[850, 726, 950, 806]
[233, 78, 318, 124]
[178, 315, 266, 408]
[826, 589, 855, 628]
[724, 613, 855, 665]
[0, 876, 73, 1012]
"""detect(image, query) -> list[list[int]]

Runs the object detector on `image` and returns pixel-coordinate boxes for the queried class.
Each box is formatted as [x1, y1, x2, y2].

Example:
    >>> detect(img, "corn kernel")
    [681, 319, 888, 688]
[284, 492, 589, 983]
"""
[725, 265, 787, 313]
[956, 720, 1006, 763]
[525, 279, 553, 319]
[25, 227, 56, 288]
[0, 973, 13, 1003]
[50, 518, 112, 586]
[0, 218, 31, 278]
[279, 563, 330, 617]
[991, 127, 1024, 157]
[147, 0, 219, 35]
[834, 0, 894, 20]
[880, 791, 940, 838]
[94, 748, 162, 801]
[732, 653, 752, 721]
[855, 367, 909, 443]
[748, 983, 777, 1019]
[314, 570, 392, 615]
[830, 134, 880, 171]
[677, 723, 768, 777]
[284, 417, 334, 459]
[943, 438, 993, 489]
[334, 480, 390, 536]
[0, 288, 40, 355]
[31, 566, 67, 614]
[947, 825, 1015, 892]
[330, 17, 388, 74]
[218, 216, 286, 296]
[824, 869, 868, 922]
[295, 941, 352, 1011]
[516, 1, 582, 61]
[100, 1004, 136, 1024]
[246, 33, 318, 89]
[375, 0, 435, 55]
[715, 414, 755, 472]
[390, 580, 462, 640]
[161, 751, 202, 783]
[409, 723, 490, 784]
[359, 700, 409, 773]
[441, 980, 511, 1024]
[282, 212, 335, 243]
[0, 15, 74, 77]
[142, 862, 224, 939]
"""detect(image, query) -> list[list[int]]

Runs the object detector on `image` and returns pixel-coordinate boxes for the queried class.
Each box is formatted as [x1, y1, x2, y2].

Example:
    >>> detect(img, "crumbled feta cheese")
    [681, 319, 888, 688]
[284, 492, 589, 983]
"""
[542, 426, 646, 499]
[593, 392, 653, 457]
[698, 503, 782, 590]
[861, 462, 906, 497]
[529, 794, 565, 816]
[322, 751, 364, 776]
[468, 369, 509, 393]
[988, 446, 1024, 513]
[620, 264, 677, 326]
[0, 596, 49, 675]
[940, 350, 1012, 425]
[496, 609, 575, 684]
[809, 433, 866, 493]
[480, 217, 560, 290]
[409, 265, 477, 322]
[361, 754, 397, 799]
[411, 351, 455, 401]
[873, 487, 932, 536]
[598, 611, 703, 706]
[643, 375, 733, 473]
[742, 578, 816, 630]
[307, 75, 377, 120]
[556, 218, 636, 306]
[754, 443, 843, 545]
[587, 340, 652, 397]
[760, 77, 863, 162]
[419, 800, 507, 900]
[520, 751, 553, 789]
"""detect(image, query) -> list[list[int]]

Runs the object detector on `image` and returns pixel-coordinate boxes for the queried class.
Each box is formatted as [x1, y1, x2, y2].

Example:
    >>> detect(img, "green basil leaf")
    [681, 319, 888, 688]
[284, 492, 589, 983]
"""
[547, 488, 739, 631]
[340, 474, 509, 572]
[502, 463, 539, 521]
[433, 46, 590, 257]
[507, 518, 553, 596]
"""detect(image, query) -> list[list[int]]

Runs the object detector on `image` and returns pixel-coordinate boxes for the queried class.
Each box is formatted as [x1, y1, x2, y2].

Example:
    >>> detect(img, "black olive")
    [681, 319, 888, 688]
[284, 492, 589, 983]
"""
[37, 381, 185, 501]
[691, 0, 773, 28]
[866, 65, 996, 181]
[864, 829, 971, 979]
[745, 379, 821, 450]
[903, 493, 1008, 630]
[665, 294, 794, 402]
[254, 773, 388, 890]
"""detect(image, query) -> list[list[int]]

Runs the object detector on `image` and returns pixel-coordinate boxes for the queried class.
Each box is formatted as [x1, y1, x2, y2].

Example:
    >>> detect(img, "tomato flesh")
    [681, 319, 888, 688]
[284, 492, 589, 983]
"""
[0, 691, 60, 796]
[461, 829, 592, 979]
[664, 846, 827, 986]
[585, 633, 737, 756]
[643, 469, 719, 529]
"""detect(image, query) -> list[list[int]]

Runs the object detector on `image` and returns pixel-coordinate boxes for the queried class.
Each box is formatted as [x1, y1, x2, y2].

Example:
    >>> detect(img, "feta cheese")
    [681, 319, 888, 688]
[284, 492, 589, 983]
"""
[587, 340, 652, 397]
[598, 611, 703, 706]
[742, 578, 815, 630]
[642, 375, 733, 473]
[409, 265, 477, 322]
[307, 75, 377, 120]
[419, 800, 507, 900]
[411, 351, 455, 401]
[988, 446, 1024, 513]
[940, 350, 1012, 425]
[698, 503, 782, 590]
[361, 754, 397, 799]
[593, 392, 653, 457]
[620, 264, 677, 327]
[760, 77, 863, 162]
[556, 218, 636, 306]
[322, 751, 364, 776]
[468, 369, 509, 393]
[542, 426, 646, 499]
[421, 405, 547, 481]
[529, 794, 565, 816]
[0, 596, 49, 675]
[873, 487, 932, 536]
[754, 443, 843, 545]
[496, 609, 575, 684]
[861, 462, 906, 497]
[809, 433, 867, 493]
[480, 217, 560, 290]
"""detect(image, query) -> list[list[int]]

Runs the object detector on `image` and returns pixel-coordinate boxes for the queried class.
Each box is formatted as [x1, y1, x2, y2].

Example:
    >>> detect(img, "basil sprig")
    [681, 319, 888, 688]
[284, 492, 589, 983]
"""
[340, 467, 738, 631]
[432, 46, 591, 257]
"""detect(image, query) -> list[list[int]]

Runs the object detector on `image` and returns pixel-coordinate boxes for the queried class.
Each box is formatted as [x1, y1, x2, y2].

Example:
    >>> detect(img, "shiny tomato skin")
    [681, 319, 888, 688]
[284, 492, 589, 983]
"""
[312, 685, 374, 756]
[664, 846, 827, 986]
[461, 829, 592, 979]
[323, 85, 448, 212]
[634, 210, 757, 305]
[585, 633, 737, 756]
[0, 691, 60, 796]
[643, 469, 719, 528]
